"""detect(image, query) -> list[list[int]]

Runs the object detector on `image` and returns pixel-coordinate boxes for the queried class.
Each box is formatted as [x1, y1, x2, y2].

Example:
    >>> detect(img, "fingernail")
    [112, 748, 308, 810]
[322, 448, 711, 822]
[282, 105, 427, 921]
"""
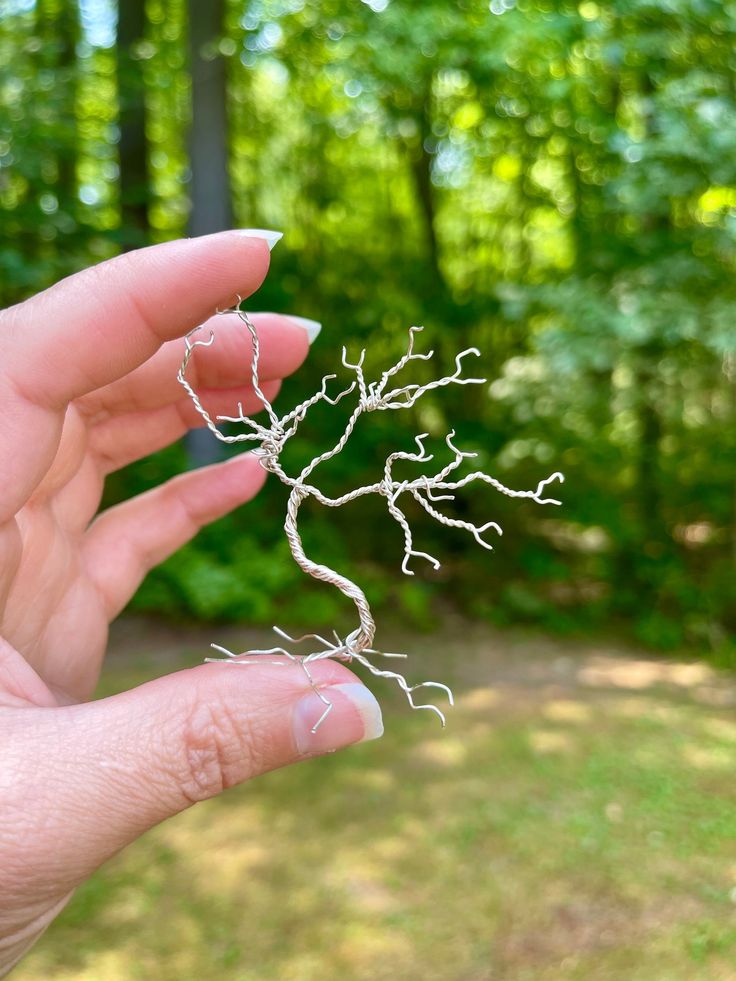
[237, 229, 283, 251]
[257, 312, 322, 344]
[286, 315, 322, 345]
[292, 683, 384, 756]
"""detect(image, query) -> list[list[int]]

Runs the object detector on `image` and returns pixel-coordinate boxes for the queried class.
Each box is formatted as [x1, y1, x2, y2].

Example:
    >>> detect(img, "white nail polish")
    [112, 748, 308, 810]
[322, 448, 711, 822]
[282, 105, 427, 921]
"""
[331, 683, 384, 743]
[286, 315, 322, 345]
[292, 682, 384, 755]
[237, 229, 283, 251]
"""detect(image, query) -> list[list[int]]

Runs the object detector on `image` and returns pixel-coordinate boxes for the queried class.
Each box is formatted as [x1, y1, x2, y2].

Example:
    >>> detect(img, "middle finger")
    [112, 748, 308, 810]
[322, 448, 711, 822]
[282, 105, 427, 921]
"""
[75, 312, 315, 421]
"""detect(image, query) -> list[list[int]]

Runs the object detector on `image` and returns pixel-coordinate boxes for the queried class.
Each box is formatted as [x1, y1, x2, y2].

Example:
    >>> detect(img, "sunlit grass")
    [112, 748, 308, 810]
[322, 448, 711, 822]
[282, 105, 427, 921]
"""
[14, 621, 736, 980]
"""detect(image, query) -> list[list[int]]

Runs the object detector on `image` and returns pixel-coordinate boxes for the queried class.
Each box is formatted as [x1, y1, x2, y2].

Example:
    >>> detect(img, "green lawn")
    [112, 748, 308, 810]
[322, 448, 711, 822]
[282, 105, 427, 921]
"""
[14, 620, 736, 980]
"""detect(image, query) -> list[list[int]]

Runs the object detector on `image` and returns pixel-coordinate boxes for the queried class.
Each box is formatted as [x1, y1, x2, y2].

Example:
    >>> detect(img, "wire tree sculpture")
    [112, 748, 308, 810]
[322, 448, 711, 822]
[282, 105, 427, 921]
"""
[178, 304, 563, 731]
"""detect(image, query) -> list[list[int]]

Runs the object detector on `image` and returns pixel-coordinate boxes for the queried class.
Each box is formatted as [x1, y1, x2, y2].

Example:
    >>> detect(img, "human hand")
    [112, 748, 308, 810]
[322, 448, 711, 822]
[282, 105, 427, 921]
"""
[0, 231, 383, 974]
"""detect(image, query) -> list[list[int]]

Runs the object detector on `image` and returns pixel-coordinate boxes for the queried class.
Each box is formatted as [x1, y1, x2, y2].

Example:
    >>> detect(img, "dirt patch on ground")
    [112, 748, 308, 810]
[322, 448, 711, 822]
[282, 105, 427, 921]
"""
[107, 614, 736, 715]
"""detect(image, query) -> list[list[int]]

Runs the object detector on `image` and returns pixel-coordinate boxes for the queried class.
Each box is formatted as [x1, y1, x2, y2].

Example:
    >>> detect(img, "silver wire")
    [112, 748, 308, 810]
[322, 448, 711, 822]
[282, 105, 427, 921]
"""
[178, 307, 564, 731]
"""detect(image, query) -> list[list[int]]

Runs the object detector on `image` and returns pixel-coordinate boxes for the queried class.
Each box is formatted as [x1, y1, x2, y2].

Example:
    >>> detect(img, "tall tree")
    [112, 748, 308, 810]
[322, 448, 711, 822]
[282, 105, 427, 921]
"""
[186, 0, 232, 235]
[185, 0, 232, 464]
[117, 0, 149, 249]
[38, 0, 80, 205]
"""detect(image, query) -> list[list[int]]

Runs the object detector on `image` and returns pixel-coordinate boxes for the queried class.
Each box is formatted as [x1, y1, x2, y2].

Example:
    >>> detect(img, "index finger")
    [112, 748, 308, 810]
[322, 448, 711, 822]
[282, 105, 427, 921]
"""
[2, 229, 280, 410]
[0, 229, 279, 521]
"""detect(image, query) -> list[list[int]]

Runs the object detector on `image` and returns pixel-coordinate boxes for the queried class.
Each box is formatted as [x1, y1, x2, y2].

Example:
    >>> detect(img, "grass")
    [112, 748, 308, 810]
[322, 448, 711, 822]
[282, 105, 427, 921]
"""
[13, 618, 736, 980]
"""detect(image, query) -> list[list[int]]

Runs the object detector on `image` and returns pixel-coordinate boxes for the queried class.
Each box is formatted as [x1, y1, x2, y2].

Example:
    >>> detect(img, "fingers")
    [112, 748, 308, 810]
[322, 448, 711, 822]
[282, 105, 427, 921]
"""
[0, 231, 277, 520]
[2, 659, 382, 896]
[77, 312, 313, 421]
[0, 636, 56, 709]
[3, 230, 277, 411]
[88, 380, 282, 474]
[83, 452, 269, 617]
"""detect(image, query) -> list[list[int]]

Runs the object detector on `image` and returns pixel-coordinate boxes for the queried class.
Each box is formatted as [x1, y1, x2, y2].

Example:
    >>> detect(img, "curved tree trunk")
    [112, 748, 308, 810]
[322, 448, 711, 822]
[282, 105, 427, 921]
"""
[284, 485, 376, 653]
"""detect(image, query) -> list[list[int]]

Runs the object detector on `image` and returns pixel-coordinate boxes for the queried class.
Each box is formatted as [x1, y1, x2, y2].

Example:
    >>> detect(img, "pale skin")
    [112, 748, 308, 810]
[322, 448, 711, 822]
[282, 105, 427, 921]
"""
[0, 231, 381, 974]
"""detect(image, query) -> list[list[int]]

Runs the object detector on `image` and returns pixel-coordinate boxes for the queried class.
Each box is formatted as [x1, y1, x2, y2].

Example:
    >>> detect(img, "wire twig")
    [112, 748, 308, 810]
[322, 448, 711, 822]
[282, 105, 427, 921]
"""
[178, 307, 564, 730]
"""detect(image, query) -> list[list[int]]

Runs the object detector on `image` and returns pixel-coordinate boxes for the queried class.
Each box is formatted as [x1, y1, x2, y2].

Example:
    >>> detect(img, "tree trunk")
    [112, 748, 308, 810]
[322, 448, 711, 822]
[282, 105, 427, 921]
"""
[186, 0, 232, 465]
[55, 0, 79, 204]
[637, 364, 664, 546]
[406, 85, 449, 300]
[186, 0, 232, 236]
[117, 0, 149, 249]
[38, 0, 79, 218]
[410, 143, 443, 289]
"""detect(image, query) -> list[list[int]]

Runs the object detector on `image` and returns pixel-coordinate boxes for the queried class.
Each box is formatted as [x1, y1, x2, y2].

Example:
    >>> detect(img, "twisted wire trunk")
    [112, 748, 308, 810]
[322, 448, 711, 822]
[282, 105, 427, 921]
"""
[284, 484, 375, 653]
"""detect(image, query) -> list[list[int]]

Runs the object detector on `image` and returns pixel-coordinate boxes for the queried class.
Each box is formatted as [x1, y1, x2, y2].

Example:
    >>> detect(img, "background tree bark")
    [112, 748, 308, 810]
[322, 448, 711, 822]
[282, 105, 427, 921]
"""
[187, 0, 232, 236]
[117, 0, 149, 249]
[186, 0, 232, 464]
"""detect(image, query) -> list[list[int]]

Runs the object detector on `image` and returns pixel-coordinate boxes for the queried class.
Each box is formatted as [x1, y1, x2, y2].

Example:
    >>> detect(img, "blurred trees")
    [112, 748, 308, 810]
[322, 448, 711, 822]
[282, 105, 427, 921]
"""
[1, 0, 734, 652]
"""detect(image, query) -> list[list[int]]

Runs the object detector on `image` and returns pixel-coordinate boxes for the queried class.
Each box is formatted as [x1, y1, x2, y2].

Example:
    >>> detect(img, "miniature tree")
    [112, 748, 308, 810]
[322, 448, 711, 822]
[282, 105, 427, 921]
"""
[178, 305, 563, 731]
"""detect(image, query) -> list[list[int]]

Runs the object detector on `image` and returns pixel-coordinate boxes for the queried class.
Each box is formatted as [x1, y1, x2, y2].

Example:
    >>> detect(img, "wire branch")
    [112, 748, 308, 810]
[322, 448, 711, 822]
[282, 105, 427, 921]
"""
[178, 315, 564, 729]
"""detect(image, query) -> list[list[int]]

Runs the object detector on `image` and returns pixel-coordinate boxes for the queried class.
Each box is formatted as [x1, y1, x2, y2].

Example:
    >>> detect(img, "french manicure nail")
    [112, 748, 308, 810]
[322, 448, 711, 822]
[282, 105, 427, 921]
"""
[257, 313, 322, 344]
[237, 229, 283, 251]
[292, 682, 384, 756]
[286, 315, 322, 345]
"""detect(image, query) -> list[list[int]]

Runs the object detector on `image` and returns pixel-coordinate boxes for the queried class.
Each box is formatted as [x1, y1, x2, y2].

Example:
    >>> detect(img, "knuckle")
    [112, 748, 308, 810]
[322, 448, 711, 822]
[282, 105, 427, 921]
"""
[173, 698, 256, 805]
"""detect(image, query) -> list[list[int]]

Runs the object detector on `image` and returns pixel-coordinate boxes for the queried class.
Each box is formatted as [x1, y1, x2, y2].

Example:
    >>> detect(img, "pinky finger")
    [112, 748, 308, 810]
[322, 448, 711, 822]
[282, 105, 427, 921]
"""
[84, 452, 268, 618]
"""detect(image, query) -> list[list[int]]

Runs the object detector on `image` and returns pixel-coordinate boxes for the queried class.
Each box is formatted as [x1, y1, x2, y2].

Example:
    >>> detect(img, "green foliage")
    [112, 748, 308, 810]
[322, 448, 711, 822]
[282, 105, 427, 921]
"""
[2, 0, 735, 650]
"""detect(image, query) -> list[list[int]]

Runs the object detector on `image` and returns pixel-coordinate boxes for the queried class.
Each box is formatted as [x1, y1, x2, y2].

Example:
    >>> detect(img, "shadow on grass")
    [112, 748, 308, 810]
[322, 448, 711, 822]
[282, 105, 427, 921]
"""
[14, 620, 736, 981]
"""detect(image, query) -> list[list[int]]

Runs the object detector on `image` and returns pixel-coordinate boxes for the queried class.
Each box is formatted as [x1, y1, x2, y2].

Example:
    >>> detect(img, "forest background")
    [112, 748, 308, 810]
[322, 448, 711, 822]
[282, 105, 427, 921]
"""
[2, 0, 735, 656]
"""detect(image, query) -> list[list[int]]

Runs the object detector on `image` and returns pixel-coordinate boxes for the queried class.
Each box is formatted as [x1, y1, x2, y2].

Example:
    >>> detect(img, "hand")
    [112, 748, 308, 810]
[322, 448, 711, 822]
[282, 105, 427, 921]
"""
[0, 231, 383, 975]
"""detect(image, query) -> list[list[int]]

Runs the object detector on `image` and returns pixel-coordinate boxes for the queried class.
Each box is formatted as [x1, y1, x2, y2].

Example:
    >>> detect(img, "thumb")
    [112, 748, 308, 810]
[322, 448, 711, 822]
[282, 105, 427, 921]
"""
[13, 657, 383, 887]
